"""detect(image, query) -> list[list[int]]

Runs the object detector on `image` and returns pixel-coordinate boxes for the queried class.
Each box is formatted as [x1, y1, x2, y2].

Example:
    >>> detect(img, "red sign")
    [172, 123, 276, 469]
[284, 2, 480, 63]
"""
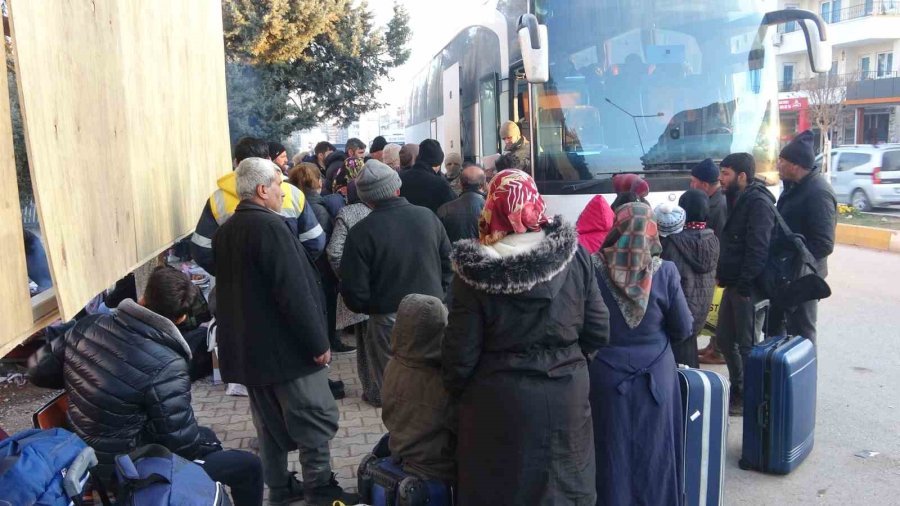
[779, 97, 808, 112]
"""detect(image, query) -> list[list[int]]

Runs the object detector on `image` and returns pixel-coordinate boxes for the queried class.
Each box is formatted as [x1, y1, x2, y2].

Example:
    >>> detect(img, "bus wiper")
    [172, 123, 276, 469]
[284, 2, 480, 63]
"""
[562, 179, 607, 193]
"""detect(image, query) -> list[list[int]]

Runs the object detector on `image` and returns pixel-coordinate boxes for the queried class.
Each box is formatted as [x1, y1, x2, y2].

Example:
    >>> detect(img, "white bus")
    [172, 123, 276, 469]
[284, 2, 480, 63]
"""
[404, 0, 831, 221]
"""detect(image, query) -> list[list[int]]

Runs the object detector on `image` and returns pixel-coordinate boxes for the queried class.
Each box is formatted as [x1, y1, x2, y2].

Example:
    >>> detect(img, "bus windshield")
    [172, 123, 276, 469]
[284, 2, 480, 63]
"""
[532, 0, 778, 183]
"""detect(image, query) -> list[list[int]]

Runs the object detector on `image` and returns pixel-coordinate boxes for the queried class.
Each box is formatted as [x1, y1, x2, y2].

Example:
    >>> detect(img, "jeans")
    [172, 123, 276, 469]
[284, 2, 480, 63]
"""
[198, 449, 264, 506]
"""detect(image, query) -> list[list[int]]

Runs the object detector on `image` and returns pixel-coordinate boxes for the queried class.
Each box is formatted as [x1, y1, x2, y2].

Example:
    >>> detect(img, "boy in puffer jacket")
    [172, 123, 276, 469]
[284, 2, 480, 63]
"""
[382, 294, 456, 482]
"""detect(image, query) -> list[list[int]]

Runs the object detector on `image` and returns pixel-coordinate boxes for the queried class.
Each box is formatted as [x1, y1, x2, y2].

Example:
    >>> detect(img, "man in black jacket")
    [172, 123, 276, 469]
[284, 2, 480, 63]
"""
[690, 158, 727, 239]
[213, 158, 357, 506]
[716, 153, 776, 416]
[27, 267, 263, 506]
[437, 164, 487, 242]
[341, 160, 453, 396]
[770, 130, 837, 344]
[399, 139, 457, 213]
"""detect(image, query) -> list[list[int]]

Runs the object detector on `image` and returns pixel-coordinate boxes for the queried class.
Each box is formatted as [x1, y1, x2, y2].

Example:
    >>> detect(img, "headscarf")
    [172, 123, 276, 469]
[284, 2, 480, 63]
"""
[576, 195, 615, 254]
[595, 202, 663, 329]
[332, 156, 365, 196]
[478, 169, 550, 245]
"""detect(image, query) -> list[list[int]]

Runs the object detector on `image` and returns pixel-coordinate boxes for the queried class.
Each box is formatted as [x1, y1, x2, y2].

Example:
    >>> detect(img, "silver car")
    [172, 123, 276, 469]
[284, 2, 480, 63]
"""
[818, 144, 900, 212]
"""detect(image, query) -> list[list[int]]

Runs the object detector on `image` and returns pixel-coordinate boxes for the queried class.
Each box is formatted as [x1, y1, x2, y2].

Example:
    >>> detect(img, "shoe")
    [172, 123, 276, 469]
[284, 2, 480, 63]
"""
[729, 395, 744, 417]
[361, 393, 382, 408]
[698, 351, 726, 365]
[329, 379, 346, 400]
[305, 474, 360, 506]
[268, 472, 304, 506]
[331, 341, 357, 354]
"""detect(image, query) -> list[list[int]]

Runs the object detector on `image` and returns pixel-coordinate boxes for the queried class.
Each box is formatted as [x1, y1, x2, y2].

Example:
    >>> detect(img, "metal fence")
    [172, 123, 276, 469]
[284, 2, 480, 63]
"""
[780, 1, 899, 33]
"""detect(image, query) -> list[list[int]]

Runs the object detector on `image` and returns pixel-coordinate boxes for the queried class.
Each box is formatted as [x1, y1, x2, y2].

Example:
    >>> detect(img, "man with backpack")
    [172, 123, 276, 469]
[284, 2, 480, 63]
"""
[769, 130, 837, 344]
[27, 266, 263, 506]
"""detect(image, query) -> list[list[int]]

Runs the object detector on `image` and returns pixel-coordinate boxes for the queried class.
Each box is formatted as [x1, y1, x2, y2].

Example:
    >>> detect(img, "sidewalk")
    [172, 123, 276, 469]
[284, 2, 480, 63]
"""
[191, 350, 384, 494]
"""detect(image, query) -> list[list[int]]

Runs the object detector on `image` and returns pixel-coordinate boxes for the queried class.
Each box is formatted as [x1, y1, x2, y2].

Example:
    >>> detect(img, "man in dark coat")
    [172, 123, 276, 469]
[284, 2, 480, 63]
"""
[690, 158, 727, 239]
[382, 294, 456, 482]
[322, 149, 348, 196]
[341, 160, 453, 392]
[313, 141, 335, 177]
[213, 158, 357, 506]
[716, 153, 776, 415]
[399, 139, 457, 213]
[661, 190, 720, 368]
[27, 267, 263, 505]
[770, 130, 837, 344]
[436, 164, 486, 242]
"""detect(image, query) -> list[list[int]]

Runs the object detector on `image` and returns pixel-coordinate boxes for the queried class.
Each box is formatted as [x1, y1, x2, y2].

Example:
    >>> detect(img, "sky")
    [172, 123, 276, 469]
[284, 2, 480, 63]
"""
[366, 0, 489, 107]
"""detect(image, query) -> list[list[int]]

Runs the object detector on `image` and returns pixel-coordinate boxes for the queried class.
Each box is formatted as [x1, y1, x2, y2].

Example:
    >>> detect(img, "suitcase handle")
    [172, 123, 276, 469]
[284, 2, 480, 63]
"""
[753, 300, 770, 344]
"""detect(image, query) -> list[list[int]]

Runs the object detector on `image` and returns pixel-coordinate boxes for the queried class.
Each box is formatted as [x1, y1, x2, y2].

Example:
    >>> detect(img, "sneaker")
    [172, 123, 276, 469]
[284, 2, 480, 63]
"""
[268, 472, 304, 506]
[305, 474, 361, 506]
[329, 379, 346, 400]
[331, 341, 357, 354]
[729, 395, 744, 417]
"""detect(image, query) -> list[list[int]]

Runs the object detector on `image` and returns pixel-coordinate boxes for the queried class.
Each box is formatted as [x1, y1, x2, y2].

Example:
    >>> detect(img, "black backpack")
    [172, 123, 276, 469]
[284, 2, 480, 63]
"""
[759, 211, 831, 308]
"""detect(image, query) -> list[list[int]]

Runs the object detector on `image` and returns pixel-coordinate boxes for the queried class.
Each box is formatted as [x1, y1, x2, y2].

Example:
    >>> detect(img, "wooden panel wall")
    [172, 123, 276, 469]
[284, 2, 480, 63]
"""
[0, 51, 35, 355]
[8, 0, 231, 320]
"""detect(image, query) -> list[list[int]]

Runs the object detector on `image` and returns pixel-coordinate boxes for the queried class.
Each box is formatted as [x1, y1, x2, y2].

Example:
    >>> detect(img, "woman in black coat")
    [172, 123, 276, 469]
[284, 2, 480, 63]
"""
[443, 169, 610, 505]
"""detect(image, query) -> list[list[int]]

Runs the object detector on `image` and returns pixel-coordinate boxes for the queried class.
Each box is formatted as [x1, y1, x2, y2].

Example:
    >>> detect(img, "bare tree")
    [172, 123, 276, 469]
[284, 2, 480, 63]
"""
[792, 72, 852, 175]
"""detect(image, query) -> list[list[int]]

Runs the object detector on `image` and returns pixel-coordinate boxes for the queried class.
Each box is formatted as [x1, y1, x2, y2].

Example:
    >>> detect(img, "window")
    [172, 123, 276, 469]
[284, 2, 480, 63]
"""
[821, 1, 842, 22]
[830, 60, 838, 76]
[837, 153, 871, 171]
[865, 0, 874, 15]
[479, 76, 499, 156]
[783, 64, 795, 89]
[877, 52, 894, 78]
[861, 56, 872, 79]
[883, 151, 900, 171]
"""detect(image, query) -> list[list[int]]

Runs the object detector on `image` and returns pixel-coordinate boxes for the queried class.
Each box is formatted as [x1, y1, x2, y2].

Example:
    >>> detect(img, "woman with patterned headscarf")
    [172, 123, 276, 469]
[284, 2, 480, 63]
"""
[588, 202, 693, 506]
[443, 169, 610, 504]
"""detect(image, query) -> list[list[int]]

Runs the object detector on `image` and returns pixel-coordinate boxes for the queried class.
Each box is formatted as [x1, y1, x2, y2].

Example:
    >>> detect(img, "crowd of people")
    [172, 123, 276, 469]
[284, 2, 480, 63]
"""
[25, 126, 836, 505]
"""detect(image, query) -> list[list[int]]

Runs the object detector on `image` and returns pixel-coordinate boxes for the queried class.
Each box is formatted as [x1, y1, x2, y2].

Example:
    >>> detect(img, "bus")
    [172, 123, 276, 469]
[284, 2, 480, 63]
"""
[404, 0, 831, 221]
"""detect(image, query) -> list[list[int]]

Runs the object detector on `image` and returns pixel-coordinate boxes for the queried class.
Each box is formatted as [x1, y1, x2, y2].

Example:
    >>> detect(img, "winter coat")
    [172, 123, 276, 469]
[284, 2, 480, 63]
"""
[776, 167, 836, 277]
[322, 150, 348, 196]
[190, 171, 325, 274]
[27, 300, 202, 478]
[382, 294, 456, 482]
[717, 181, 776, 296]
[340, 197, 452, 315]
[327, 203, 372, 330]
[661, 229, 719, 337]
[590, 261, 692, 506]
[436, 190, 485, 243]
[505, 137, 532, 173]
[444, 220, 610, 505]
[399, 162, 458, 213]
[304, 190, 334, 239]
[707, 188, 727, 240]
[213, 202, 329, 386]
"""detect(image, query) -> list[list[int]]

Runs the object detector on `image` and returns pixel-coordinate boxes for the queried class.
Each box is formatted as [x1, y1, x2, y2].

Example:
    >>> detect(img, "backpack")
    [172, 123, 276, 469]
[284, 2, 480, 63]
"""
[115, 444, 231, 506]
[0, 428, 100, 506]
[759, 211, 831, 308]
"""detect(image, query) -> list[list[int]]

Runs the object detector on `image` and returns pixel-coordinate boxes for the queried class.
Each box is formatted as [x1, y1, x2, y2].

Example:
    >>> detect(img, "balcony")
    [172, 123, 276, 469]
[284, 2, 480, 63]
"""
[775, 2, 900, 55]
[779, 1, 899, 33]
[778, 72, 900, 103]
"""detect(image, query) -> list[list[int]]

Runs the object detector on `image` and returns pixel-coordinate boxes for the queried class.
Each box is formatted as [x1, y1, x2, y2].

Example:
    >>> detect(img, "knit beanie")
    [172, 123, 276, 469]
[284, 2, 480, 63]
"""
[678, 189, 710, 223]
[654, 203, 686, 237]
[370, 136, 388, 154]
[691, 158, 720, 184]
[356, 159, 402, 203]
[780, 130, 816, 169]
[612, 173, 639, 193]
[630, 177, 650, 198]
[500, 121, 521, 140]
[417, 139, 445, 167]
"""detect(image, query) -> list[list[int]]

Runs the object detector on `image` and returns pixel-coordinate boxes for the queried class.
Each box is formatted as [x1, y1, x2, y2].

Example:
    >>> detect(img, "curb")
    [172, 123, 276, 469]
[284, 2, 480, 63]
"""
[835, 223, 900, 253]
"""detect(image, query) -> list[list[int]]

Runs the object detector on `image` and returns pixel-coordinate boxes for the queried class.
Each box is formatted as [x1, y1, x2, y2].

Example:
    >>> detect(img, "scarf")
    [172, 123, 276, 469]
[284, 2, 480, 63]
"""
[684, 222, 707, 230]
[594, 202, 662, 329]
[479, 169, 550, 245]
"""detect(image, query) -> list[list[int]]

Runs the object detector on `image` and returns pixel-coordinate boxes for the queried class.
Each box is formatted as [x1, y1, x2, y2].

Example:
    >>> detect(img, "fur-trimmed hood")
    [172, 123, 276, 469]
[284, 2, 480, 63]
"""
[451, 218, 578, 296]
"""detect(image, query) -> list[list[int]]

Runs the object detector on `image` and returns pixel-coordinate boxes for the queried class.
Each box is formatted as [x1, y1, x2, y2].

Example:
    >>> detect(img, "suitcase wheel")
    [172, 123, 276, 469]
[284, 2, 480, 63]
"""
[357, 453, 378, 502]
[398, 476, 428, 506]
[738, 458, 754, 471]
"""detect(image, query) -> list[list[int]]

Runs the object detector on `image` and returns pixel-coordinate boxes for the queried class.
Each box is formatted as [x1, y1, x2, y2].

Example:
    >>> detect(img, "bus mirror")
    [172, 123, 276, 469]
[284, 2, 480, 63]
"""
[517, 14, 549, 83]
[762, 9, 831, 74]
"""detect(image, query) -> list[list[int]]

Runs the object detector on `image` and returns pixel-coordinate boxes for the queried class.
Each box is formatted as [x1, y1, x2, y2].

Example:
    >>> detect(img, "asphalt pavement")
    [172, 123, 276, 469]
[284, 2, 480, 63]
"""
[718, 244, 900, 505]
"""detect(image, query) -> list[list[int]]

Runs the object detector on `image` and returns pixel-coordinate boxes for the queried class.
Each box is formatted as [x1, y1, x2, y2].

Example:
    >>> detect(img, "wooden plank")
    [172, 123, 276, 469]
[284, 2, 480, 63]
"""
[8, 0, 230, 320]
[0, 48, 35, 352]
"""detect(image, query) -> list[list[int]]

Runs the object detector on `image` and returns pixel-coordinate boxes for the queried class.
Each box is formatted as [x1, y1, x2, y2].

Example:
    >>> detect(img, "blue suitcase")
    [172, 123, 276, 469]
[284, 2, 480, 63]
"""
[739, 334, 817, 474]
[678, 368, 729, 506]
[357, 434, 453, 506]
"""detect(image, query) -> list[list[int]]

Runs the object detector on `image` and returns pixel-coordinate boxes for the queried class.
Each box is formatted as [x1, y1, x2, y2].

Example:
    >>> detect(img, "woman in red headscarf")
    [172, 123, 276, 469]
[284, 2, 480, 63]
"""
[443, 169, 610, 505]
[576, 195, 615, 254]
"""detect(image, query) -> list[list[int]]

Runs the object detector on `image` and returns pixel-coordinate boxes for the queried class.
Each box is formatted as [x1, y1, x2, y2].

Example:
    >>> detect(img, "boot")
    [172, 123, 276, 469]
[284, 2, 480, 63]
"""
[329, 379, 345, 400]
[305, 473, 360, 506]
[267, 472, 304, 506]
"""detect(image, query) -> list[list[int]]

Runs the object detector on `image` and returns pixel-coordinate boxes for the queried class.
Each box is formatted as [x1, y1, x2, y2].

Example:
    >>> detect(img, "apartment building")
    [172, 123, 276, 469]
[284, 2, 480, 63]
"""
[776, 0, 900, 146]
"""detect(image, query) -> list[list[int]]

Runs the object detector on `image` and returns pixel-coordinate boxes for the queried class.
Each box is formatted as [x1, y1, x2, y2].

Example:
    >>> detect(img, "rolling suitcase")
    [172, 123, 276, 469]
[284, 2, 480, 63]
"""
[740, 302, 817, 474]
[678, 368, 729, 506]
[357, 434, 453, 506]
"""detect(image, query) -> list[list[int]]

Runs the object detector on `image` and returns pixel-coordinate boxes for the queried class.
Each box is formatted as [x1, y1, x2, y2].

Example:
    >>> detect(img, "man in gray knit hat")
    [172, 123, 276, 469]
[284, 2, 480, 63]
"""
[339, 160, 453, 398]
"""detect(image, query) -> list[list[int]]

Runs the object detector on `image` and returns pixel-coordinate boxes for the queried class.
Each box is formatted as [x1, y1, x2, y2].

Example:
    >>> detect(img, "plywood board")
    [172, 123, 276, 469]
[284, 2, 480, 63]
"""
[9, 0, 230, 319]
[0, 58, 35, 353]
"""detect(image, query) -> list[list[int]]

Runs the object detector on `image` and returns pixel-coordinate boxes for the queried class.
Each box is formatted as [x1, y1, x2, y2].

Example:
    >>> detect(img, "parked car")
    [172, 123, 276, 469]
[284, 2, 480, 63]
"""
[817, 144, 900, 212]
